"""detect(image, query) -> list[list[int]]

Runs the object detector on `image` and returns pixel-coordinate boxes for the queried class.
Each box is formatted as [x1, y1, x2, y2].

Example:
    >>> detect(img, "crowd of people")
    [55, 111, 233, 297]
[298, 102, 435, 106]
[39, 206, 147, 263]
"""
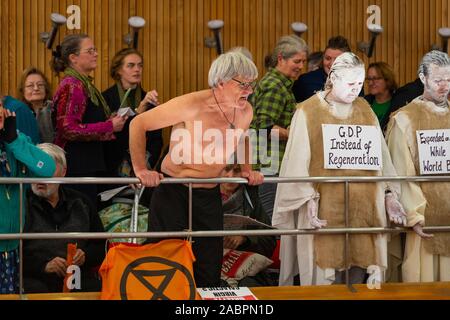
[0, 31, 449, 294]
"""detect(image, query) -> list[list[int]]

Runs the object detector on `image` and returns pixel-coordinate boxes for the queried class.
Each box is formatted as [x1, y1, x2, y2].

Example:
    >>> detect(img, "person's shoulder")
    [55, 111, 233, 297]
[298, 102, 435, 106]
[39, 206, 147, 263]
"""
[58, 76, 84, 92]
[102, 84, 117, 97]
[389, 100, 416, 123]
[258, 70, 284, 89]
[298, 92, 322, 109]
[102, 85, 119, 110]
[364, 94, 375, 104]
[299, 68, 326, 82]
[355, 96, 371, 107]
[399, 78, 423, 91]
[3, 96, 29, 112]
[63, 186, 94, 207]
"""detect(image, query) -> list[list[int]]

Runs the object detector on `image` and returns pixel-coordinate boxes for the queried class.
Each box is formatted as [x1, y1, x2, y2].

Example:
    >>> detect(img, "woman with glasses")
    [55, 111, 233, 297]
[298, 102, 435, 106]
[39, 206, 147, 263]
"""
[51, 34, 127, 207]
[17, 67, 54, 143]
[365, 62, 398, 133]
[102, 48, 163, 178]
[250, 35, 309, 221]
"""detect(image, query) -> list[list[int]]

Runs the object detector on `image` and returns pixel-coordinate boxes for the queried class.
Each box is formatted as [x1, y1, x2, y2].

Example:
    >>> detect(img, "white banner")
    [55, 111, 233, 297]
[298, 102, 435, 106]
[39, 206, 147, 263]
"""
[322, 124, 382, 171]
[416, 129, 450, 175]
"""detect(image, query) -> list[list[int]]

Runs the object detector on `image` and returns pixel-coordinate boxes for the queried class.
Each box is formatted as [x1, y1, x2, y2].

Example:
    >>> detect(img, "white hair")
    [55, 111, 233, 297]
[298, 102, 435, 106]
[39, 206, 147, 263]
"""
[208, 51, 258, 88]
[37, 143, 67, 168]
[418, 50, 450, 78]
[266, 34, 310, 68]
[325, 52, 365, 90]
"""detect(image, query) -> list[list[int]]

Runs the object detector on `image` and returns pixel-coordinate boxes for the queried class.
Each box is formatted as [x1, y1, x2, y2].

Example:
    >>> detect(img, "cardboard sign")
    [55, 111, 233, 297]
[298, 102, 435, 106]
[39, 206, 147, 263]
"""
[322, 124, 382, 171]
[416, 129, 450, 175]
[197, 287, 258, 300]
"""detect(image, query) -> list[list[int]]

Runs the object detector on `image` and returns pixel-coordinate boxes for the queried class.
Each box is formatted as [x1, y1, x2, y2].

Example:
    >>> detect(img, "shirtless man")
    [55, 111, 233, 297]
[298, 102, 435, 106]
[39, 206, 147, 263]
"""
[129, 51, 264, 287]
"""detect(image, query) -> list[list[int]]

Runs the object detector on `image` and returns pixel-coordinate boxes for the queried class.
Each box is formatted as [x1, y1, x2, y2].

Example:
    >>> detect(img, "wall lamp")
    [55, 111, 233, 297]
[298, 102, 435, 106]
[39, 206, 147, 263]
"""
[357, 24, 383, 58]
[291, 22, 308, 37]
[205, 20, 224, 55]
[39, 13, 67, 49]
[124, 16, 146, 49]
[432, 27, 450, 52]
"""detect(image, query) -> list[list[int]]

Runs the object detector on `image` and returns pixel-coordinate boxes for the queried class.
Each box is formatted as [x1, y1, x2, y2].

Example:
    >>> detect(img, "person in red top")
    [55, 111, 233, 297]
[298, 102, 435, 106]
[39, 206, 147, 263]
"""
[51, 34, 127, 206]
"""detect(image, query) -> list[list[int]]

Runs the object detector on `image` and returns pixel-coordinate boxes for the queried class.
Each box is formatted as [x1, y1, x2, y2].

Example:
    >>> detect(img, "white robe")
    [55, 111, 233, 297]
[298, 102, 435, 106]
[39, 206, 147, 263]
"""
[272, 92, 398, 286]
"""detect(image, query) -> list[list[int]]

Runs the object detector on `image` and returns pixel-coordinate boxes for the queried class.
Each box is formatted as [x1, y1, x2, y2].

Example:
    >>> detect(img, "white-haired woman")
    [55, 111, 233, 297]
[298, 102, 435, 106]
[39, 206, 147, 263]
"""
[129, 51, 264, 287]
[250, 35, 309, 222]
[272, 52, 407, 286]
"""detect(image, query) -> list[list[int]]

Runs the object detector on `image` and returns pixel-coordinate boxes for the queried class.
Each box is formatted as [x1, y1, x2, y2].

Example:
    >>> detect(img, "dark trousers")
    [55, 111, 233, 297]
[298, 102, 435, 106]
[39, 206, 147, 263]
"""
[149, 183, 223, 288]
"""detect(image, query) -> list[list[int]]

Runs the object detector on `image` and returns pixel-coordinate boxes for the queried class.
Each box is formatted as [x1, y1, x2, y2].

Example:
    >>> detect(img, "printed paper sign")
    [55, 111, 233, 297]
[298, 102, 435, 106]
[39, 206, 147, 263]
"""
[322, 124, 382, 171]
[416, 129, 450, 175]
[197, 287, 258, 300]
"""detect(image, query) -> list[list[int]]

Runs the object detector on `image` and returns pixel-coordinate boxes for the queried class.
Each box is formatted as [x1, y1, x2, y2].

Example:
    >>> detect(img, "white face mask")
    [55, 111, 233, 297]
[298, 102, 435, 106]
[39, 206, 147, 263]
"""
[421, 64, 450, 106]
[330, 67, 365, 104]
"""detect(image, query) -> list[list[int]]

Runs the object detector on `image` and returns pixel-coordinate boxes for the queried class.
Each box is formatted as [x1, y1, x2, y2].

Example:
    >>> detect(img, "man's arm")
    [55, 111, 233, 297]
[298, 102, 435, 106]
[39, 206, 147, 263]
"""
[130, 95, 196, 186]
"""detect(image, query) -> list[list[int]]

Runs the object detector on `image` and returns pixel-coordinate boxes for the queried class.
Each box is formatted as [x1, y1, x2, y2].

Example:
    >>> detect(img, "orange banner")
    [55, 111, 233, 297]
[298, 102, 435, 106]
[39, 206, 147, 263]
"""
[63, 243, 77, 293]
[99, 239, 199, 300]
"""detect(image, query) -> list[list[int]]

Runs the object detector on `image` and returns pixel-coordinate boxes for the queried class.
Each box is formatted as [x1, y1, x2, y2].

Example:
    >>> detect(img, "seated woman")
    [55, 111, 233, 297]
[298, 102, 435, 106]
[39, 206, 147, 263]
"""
[364, 62, 398, 133]
[102, 48, 163, 178]
[220, 164, 277, 287]
[18, 67, 54, 143]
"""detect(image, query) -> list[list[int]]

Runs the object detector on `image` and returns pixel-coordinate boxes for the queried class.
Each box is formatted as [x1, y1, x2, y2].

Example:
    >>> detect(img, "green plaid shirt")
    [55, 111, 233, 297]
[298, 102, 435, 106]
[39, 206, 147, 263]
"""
[250, 68, 296, 175]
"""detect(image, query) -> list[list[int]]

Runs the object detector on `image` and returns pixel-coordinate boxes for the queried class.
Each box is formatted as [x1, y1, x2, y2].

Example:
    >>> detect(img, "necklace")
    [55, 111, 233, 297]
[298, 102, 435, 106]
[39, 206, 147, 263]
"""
[212, 90, 236, 129]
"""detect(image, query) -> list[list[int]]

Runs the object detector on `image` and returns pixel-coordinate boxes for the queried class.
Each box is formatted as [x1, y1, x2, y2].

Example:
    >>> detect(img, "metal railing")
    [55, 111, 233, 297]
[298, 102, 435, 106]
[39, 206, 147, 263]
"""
[1, 175, 450, 297]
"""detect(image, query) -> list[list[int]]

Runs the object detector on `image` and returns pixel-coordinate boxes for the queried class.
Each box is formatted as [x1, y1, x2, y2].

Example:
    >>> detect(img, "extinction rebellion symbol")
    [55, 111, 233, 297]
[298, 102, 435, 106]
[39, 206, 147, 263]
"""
[120, 256, 196, 300]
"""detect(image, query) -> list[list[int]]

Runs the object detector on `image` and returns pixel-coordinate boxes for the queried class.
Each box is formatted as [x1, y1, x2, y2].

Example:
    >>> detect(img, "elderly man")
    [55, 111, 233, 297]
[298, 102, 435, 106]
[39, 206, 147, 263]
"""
[0, 103, 55, 294]
[273, 53, 407, 286]
[386, 50, 450, 282]
[23, 143, 104, 293]
[130, 51, 264, 287]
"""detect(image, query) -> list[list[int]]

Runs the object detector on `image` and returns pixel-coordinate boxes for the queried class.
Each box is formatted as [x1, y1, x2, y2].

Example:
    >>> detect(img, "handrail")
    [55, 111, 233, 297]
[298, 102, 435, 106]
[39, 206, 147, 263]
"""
[1, 226, 450, 240]
[2, 175, 450, 184]
[2, 175, 450, 297]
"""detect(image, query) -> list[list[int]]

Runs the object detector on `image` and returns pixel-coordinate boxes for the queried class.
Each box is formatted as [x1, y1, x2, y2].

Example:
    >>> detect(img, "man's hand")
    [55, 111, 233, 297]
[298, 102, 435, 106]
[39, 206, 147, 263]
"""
[44, 257, 68, 278]
[307, 199, 327, 229]
[413, 223, 434, 239]
[223, 236, 247, 250]
[241, 170, 264, 186]
[385, 193, 407, 226]
[72, 249, 86, 266]
[0, 108, 18, 143]
[135, 169, 164, 187]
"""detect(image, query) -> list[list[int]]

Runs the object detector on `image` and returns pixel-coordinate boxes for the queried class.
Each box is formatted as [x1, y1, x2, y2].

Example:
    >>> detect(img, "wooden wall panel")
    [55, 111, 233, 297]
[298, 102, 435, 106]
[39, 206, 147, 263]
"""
[1, 0, 449, 104]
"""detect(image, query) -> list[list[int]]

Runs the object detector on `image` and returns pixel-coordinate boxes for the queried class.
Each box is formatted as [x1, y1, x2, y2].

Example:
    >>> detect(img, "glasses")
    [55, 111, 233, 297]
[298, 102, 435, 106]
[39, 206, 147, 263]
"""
[80, 47, 98, 55]
[231, 78, 256, 90]
[366, 77, 384, 82]
[25, 83, 46, 90]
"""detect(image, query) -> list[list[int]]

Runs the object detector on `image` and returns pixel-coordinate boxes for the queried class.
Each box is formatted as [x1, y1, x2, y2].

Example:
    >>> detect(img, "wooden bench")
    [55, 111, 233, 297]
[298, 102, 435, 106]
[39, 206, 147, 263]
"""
[2, 282, 450, 300]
